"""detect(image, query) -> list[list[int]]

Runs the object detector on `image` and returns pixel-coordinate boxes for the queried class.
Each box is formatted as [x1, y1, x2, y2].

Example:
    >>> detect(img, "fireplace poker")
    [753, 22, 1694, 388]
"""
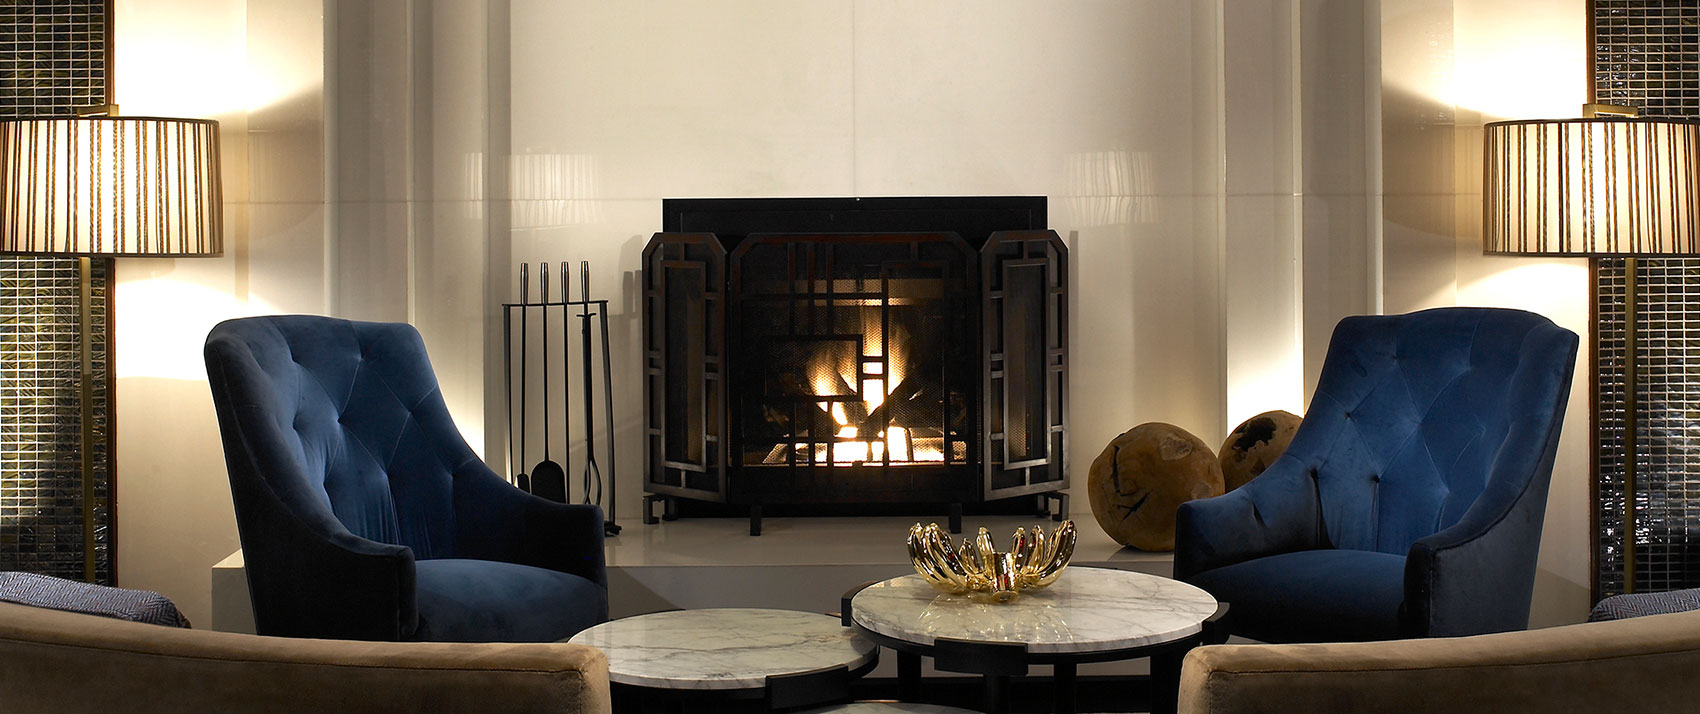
[579, 261, 603, 509]
[598, 273, 620, 535]
[516, 263, 530, 493]
[560, 261, 571, 501]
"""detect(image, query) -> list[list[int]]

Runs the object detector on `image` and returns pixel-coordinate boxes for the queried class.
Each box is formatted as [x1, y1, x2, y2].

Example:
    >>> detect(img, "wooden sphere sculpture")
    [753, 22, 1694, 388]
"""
[1218, 410, 1302, 492]
[1087, 422, 1224, 551]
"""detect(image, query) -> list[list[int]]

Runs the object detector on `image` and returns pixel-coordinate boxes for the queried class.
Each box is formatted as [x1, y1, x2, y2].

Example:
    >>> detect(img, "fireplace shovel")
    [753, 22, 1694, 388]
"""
[505, 266, 518, 489]
[531, 263, 568, 503]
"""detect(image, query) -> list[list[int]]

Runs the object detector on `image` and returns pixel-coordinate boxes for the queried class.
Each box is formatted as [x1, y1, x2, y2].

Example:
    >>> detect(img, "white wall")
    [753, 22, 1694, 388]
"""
[110, 0, 1594, 628]
[112, 0, 247, 630]
[1368, 0, 1590, 625]
[1449, 0, 1590, 629]
[1214, 0, 1591, 629]
[112, 0, 326, 626]
[1223, 0, 1303, 426]
[504, 0, 1230, 524]
[1373, 0, 1590, 626]
[114, 0, 1232, 627]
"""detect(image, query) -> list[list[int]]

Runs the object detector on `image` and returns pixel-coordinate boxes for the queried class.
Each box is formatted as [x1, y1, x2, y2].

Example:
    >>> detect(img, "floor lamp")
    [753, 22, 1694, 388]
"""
[1483, 113, 1700, 595]
[0, 115, 223, 582]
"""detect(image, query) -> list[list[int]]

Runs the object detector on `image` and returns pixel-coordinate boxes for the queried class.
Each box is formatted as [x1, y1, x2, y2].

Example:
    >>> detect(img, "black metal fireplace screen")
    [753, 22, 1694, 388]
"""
[642, 198, 1066, 534]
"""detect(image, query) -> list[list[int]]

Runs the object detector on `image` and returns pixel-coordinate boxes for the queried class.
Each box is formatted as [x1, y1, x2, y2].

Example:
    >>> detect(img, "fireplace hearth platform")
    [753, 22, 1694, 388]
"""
[213, 514, 1177, 686]
[211, 514, 1174, 647]
[643, 197, 1068, 535]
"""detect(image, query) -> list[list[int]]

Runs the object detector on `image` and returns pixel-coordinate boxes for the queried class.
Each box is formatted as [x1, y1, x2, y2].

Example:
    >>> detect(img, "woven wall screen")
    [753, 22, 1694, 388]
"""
[0, 0, 114, 584]
[1592, 0, 1700, 598]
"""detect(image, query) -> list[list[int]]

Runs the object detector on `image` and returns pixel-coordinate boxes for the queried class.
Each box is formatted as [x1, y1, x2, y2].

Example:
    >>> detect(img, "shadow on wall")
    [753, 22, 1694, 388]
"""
[115, 375, 240, 630]
[511, 232, 650, 518]
[1529, 566, 1592, 629]
[1379, 81, 1463, 314]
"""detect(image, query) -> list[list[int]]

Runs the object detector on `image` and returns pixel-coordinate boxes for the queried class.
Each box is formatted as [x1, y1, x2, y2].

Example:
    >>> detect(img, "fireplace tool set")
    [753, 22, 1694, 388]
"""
[504, 261, 620, 536]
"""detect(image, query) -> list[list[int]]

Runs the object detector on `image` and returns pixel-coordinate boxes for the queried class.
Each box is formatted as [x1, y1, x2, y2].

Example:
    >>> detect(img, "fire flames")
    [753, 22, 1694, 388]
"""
[763, 321, 947, 466]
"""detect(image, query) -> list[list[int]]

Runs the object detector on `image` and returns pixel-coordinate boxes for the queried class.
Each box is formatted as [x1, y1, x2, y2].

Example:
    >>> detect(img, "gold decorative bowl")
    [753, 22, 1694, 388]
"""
[906, 520, 1076, 603]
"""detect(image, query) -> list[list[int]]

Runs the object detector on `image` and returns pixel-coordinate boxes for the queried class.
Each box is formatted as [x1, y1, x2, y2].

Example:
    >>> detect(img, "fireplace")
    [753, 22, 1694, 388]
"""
[642, 198, 1067, 534]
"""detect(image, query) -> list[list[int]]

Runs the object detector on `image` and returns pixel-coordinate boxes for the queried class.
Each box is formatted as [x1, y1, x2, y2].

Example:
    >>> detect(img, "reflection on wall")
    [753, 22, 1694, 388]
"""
[463, 152, 606, 228]
[1379, 0, 1459, 313]
[1062, 150, 1155, 227]
[512, 152, 605, 229]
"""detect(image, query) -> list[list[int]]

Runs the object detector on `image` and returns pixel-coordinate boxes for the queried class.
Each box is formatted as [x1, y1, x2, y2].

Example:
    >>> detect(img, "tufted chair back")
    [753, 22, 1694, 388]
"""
[209, 315, 608, 643]
[1291, 307, 1576, 555]
[206, 316, 473, 561]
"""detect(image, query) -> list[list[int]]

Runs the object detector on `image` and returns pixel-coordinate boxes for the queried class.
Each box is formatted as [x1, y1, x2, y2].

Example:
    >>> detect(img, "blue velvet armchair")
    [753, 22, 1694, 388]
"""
[1175, 307, 1577, 642]
[205, 315, 607, 642]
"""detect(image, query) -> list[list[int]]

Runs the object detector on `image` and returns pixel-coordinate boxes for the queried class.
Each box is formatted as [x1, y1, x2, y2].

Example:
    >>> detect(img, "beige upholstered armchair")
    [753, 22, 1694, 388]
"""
[1180, 609, 1700, 714]
[0, 601, 610, 714]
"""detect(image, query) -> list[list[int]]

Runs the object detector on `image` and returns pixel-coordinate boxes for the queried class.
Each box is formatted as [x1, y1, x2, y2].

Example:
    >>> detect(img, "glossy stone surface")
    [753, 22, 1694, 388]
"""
[568, 608, 876, 690]
[850, 567, 1217, 654]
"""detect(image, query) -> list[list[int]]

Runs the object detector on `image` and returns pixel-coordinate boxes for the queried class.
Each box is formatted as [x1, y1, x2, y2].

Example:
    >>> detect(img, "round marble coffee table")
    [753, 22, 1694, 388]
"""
[846, 567, 1222, 714]
[569, 608, 878, 712]
[798, 704, 976, 714]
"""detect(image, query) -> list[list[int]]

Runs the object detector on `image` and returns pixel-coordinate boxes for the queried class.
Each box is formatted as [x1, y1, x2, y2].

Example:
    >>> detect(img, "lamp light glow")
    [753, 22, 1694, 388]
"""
[1484, 118, 1700, 256]
[0, 114, 223, 582]
[0, 117, 222, 256]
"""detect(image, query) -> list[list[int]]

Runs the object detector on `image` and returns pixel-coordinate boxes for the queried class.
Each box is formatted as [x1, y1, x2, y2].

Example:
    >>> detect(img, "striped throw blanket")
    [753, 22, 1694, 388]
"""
[0, 571, 189, 627]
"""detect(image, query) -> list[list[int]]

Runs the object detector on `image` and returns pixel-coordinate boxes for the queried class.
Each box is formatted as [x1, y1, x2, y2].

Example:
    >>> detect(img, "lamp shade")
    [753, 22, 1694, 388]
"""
[0, 117, 222, 256]
[1484, 118, 1700, 256]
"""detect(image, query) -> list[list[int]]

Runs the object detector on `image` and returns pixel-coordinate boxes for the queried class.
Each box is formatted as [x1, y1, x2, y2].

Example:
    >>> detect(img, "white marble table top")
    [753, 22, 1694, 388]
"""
[568, 608, 877, 691]
[850, 566, 1218, 654]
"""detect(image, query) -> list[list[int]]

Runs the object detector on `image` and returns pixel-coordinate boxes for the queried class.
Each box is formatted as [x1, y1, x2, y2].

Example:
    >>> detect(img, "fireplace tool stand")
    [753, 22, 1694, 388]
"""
[503, 260, 621, 536]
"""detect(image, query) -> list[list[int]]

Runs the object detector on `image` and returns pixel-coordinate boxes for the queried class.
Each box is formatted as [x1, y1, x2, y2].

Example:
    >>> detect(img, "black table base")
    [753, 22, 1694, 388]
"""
[610, 653, 879, 714]
[845, 582, 1228, 714]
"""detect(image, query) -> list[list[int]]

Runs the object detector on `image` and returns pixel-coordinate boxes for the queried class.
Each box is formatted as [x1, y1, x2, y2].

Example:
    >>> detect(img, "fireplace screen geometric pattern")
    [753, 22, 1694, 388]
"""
[644, 222, 1067, 533]
[643, 233, 726, 503]
[983, 231, 1068, 497]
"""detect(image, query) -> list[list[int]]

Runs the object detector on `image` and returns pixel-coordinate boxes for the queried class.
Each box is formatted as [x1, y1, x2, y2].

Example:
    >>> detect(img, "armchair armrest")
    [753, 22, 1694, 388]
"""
[0, 601, 614, 714]
[213, 398, 419, 641]
[1178, 610, 1700, 714]
[452, 461, 607, 587]
[1174, 457, 1323, 581]
[1403, 417, 1563, 637]
[238, 502, 418, 641]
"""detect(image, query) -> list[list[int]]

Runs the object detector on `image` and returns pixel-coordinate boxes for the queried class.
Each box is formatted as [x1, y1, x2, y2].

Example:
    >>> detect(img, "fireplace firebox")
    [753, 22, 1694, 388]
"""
[642, 198, 1067, 535]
